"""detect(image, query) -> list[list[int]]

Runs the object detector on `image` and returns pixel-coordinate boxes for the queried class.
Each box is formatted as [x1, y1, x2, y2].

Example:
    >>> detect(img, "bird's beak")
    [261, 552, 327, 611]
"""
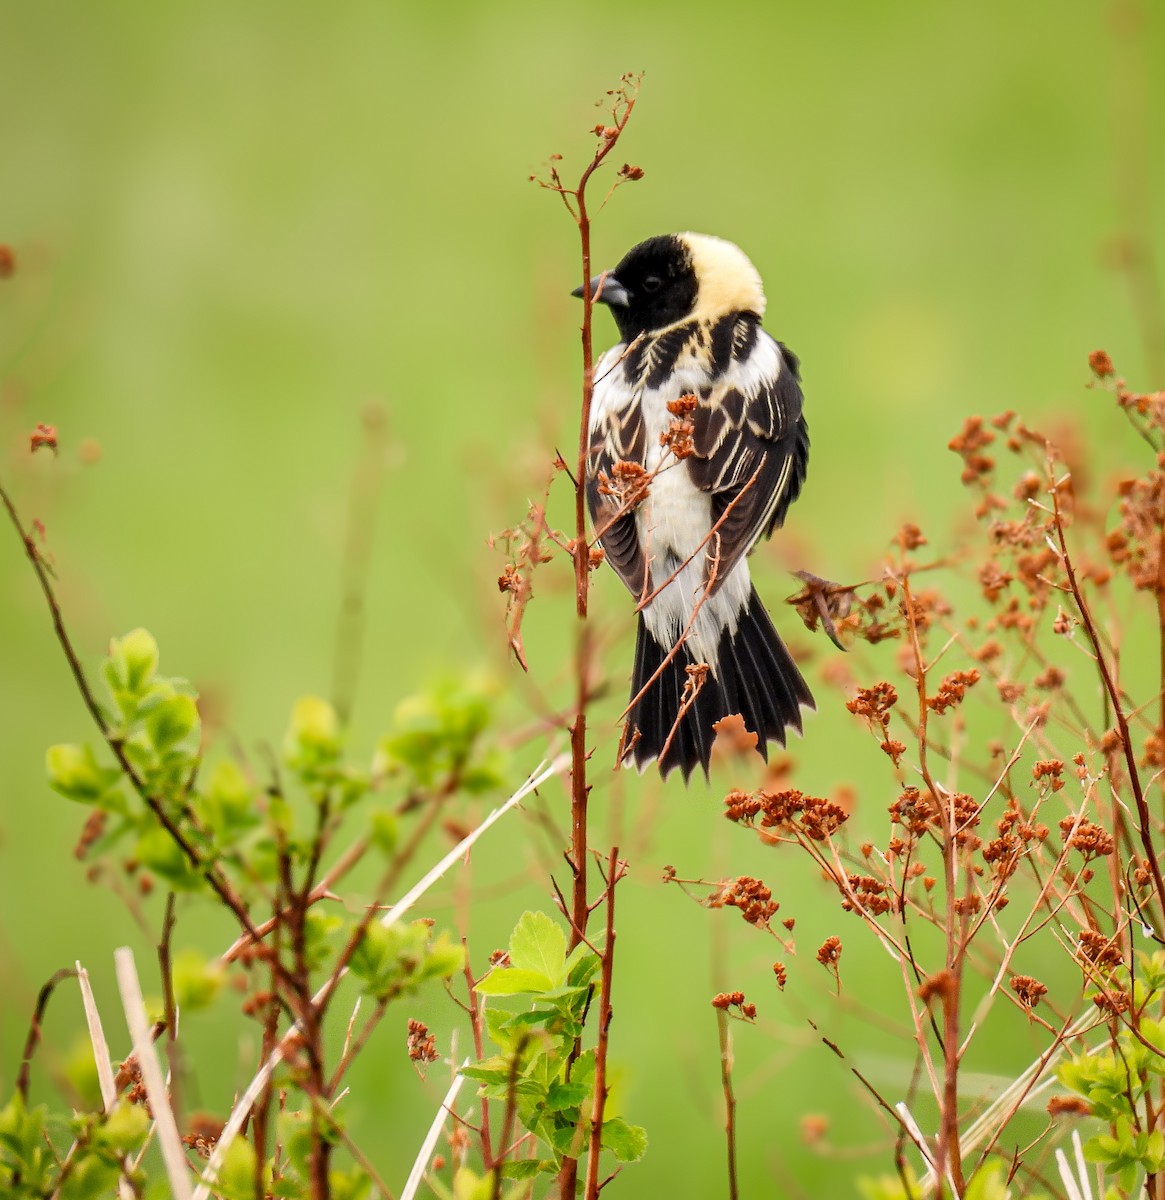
[571, 272, 630, 308]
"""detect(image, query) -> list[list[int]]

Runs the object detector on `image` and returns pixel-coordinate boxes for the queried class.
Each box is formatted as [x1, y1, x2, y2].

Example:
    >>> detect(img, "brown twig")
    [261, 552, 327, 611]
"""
[584, 848, 623, 1200]
[16, 967, 77, 1102]
[716, 1007, 739, 1200]
[1050, 474, 1165, 925]
[545, 74, 640, 1200]
[157, 891, 183, 1128]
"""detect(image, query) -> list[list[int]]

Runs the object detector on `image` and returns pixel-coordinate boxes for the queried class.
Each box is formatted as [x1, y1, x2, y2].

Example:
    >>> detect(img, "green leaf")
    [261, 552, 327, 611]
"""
[475, 967, 553, 996]
[1084, 1134, 1121, 1164]
[45, 744, 123, 808]
[329, 1166, 372, 1200]
[348, 922, 392, 983]
[95, 1100, 150, 1154]
[108, 628, 159, 694]
[135, 827, 201, 890]
[145, 693, 200, 751]
[214, 1136, 263, 1200]
[544, 1081, 589, 1112]
[58, 1153, 121, 1200]
[369, 808, 398, 856]
[600, 1117, 647, 1163]
[285, 696, 341, 766]
[172, 948, 224, 1010]
[565, 945, 602, 988]
[459, 1062, 514, 1085]
[499, 1159, 553, 1179]
[508, 912, 567, 987]
[201, 759, 258, 830]
[418, 932, 466, 982]
[452, 1166, 493, 1200]
[856, 1169, 923, 1200]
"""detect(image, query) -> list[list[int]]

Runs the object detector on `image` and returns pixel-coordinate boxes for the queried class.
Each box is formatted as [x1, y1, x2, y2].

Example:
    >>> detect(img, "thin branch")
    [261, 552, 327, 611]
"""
[16, 967, 77, 1102]
[716, 1008, 739, 1200]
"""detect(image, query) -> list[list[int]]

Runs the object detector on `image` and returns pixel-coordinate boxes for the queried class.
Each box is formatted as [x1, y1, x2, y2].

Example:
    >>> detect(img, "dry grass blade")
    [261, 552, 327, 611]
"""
[399, 1060, 469, 1200]
[67, 962, 136, 1200]
[76, 961, 117, 1111]
[114, 947, 194, 1200]
[376, 752, 568, 931]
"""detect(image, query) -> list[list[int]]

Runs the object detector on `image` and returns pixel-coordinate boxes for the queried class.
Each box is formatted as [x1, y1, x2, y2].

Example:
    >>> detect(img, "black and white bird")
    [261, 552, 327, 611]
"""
[575, 232, 814, 780]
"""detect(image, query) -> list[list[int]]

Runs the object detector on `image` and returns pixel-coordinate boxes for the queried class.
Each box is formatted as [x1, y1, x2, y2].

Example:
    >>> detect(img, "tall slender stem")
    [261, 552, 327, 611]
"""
[554, 77, 639, 1200]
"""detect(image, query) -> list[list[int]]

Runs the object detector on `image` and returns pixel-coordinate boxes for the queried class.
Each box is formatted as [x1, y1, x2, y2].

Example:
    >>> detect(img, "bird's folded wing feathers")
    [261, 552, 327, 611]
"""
[689, 337, 809, 586]
[586, 377, 649, 599]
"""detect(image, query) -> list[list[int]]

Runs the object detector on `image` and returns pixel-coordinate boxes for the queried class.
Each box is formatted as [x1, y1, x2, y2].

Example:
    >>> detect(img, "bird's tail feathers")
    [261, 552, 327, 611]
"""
[622, 585, 814, 781]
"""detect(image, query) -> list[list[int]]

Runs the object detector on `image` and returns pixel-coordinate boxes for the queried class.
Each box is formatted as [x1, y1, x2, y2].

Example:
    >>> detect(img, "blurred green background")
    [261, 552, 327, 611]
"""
[2, 1, 1164, 1195]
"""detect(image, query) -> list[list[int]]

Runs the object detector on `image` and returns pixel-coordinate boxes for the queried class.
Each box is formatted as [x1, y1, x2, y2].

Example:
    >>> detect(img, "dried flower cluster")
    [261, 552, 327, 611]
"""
[711, 990, 757, 1020]
[723, 788, 849, 841]
[660, 394, 697, 460]
[710, 875, 778, 929]
[406, 1018, 439, 1065]
[698, 352, 1165, 1190]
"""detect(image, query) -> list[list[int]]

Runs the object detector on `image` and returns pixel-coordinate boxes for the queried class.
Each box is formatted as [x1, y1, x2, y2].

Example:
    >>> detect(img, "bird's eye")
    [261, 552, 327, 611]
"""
[641, 275, 662, 293]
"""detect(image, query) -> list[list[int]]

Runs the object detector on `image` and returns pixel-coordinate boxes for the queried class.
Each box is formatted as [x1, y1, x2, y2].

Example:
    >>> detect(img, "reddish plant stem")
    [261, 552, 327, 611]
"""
[557, 82, 638, 1200]
[1052, 479, 1165, 925]
[491, 1036, 529, 1200]
[902, 577, 964, 1195]
[157, 891, 183, 1129]
[463, 951, 495, 1168]
[716, 1008, 739, 1200]
[584, 848, 622, 1200]
[16, 967, 77, 1102]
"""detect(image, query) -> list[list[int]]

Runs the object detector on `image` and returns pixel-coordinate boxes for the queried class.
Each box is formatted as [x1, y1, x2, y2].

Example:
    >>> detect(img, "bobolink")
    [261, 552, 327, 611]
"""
[575, 232, 813, 780]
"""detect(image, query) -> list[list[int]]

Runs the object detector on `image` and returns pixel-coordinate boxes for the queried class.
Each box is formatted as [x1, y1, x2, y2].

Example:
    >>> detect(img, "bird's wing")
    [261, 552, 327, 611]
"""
[688, 328, 809, 587]
[586, 348, 650, 599]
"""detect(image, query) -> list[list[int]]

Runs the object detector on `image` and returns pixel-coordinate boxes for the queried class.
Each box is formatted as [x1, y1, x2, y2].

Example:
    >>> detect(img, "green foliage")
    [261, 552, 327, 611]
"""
[464, 910, 645, 1183]
[28, 631, 507, 1199]
[1056, 951, 1165, 1196]
[348, 919, 466, 999]
[854, 1163, 1043, 1200]
[0, 1095, 52, 1195]
[0, 1093, 153, 1199]
[375, 680, 505, 792]
[171, 947, 225, 1010]
[45, 743, 123, 809]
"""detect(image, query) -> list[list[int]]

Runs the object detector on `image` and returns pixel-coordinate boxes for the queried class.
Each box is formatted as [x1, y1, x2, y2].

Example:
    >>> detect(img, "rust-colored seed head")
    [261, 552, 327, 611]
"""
[1047, 1095, 1092, 1118]
[927, 668, 980, 714]
[1077, 930, 1122, 972]
[1088, 349, 1115, 378]
[846, 681, 898, 721]
[918, 968, 956, 1003]
[816, 936, 842, 968]
[30, 423, 58, 454]
[1010, 974, 1048, 1008]
[407, 1019, 439, 1064]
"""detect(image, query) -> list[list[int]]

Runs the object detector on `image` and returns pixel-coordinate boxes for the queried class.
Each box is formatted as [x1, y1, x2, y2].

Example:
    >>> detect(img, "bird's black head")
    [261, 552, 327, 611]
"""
[573, 233, 766, 343]
[599, 235, 698, 341]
